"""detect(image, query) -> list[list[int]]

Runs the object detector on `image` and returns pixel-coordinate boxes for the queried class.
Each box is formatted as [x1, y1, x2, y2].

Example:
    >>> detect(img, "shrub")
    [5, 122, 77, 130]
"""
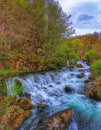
[84, 50, 96, 63]
[97, 87, 101, 100]
[11, 80, 24, 95]
[91, 59, 101, 75]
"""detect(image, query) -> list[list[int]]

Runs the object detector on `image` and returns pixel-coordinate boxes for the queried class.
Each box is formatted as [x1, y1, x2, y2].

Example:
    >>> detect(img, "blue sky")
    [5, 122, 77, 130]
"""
[58, 0, 101, 35]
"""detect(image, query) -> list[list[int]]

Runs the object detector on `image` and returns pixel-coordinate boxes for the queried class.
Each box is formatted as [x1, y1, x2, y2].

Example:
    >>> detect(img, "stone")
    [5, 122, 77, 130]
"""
[24, 92, 31, 99]
[48, 85, 53, 88]
[0, 95, 33, 130]
[77, 73, 85, 78]
[76, 64, 83, 68]
[37, 104, 47, 113]
[85, 79, 90, 83]
[64, 87, 72, 93]
[37, 109, 73, 130]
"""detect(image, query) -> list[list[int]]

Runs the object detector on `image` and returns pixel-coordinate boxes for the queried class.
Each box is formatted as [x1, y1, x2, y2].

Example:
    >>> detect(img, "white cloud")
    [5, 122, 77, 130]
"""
[58, 0, 101, 35]
[58, 0, 98, 12]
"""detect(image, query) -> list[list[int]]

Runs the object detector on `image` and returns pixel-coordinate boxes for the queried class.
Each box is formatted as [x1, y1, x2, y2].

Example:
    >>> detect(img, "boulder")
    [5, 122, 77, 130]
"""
[0, 106, 32, 130]
[85, 79, 90, 83]
[37, 109, 73, 130]
[24, 92, 31, 99]
[77, 73, 85, 78]
[76, 64, 83, 68]
[0, 95, 33, 130]
[84, 82, 99, 100]
[48, 85, 53, 88]
[37, 104, 47, 113]
[64, 87, 72, 93]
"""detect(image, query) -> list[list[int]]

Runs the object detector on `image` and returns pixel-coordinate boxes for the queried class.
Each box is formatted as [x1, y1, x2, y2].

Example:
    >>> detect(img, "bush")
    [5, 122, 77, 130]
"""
[97, 87, 101, 100]
[91, 59, 101, 75]
[11, 80, 24, 95]
[84, 50, 96, 63]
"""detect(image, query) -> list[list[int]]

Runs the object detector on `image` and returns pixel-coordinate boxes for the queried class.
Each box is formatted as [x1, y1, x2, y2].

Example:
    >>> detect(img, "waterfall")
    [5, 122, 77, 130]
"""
[6, 61, 101, 130]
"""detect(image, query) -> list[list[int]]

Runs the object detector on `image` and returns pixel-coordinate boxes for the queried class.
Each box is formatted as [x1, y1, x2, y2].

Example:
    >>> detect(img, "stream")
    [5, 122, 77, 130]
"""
[6, 61, 101, 130]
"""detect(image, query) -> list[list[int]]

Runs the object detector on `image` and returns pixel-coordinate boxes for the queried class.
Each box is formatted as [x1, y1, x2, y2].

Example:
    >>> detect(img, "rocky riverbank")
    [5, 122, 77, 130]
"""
[36, 109, 73, 130]
[0, 95, 33, 130]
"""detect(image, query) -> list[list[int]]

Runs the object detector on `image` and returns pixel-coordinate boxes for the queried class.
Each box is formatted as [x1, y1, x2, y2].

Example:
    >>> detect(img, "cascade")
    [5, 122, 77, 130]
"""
[6, 61, 101, 130]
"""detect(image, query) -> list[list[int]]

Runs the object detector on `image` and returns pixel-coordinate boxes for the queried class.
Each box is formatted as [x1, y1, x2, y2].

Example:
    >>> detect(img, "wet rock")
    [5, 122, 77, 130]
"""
[37, 104, 47, 113]
[19, 98, 33, 110]
[37, 104, 47, 109]
[37, 109, 73, 130]
[48, 85, 53, 88]
[69, 65, 74, 69]
[76, 64, 83, 68]
[85, 78, 101, 101]
[0, 95, 33, 130]
[77, 73, 85, 78]
[84, 83, 98, 100]
[70, 73, 75, 76]
[56, 81, 61, 84]
[64, 87, 72, 93]
[24, 92, 31, 99]
[88, 75, 96, 81]
[43, 87, 47, 90]
[0, 106, 32, 130]
[85, 79, 90, 83]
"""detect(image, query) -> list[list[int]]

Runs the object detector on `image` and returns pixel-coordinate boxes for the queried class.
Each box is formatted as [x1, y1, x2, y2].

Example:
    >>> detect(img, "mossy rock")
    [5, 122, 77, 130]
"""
[64, 86, 72, 93]
[77, 73, 85, 78]
[0, 95, 33, 130]
[76, 64, 83, 68]
[37, 109, 73, 130]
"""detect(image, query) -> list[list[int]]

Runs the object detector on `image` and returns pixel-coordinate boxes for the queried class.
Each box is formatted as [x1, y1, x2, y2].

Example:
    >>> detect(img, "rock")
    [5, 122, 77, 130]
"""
[77, 73, 85, 78]
[76, 64, 83, 68]
[88, 75, 96, 81]
[84, 75, 101, 101]
[64, 87, 72, 93]
[37, 104, 47, 113]
[37, 104, 47, 109]
[85, 79, 90, 83]
[84, 83, 98, 100]
[56, 81, 60, 84]
[37, 109, 73, 130]
[0, 106, 32, 130]
[24, 92, 31, 99]
[48, 85, 53, 88]
[43, 87, 47, 90]
[69, 65, 74, 69]
[19, 98, 33, 110]
[0, 95, 33, 130]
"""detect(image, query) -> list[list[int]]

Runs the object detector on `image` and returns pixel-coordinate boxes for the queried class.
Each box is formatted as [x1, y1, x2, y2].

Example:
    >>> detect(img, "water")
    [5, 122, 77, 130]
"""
[6, 61, 101, 130]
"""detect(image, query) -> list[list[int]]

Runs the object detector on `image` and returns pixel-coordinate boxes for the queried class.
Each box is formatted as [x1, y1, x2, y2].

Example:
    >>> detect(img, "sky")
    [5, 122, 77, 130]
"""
[58, 0, 101, 35]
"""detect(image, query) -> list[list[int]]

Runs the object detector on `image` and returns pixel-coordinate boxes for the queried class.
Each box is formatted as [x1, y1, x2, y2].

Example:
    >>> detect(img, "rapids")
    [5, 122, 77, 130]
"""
[6, 61, 101, 130]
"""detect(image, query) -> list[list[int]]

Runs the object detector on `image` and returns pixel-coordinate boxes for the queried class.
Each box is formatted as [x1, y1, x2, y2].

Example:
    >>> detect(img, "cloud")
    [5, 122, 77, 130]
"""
[58, 0, 101, 35]
[78, 14, 94, 22]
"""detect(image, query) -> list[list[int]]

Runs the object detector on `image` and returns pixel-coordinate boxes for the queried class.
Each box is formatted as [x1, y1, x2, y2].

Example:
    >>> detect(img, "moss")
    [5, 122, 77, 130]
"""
[0, 95, 33, 130]
[11, 80, 24, 96]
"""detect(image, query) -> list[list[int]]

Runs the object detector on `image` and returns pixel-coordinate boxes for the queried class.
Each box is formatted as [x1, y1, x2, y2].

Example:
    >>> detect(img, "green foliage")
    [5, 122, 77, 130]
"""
[91, 59, 101, 75]
[84, 50, 96, 62]
[97, 87, 101, 100]
[0, 0, 74, 70]
[11, 80, 24, 95]
[11, 85, 24, 95]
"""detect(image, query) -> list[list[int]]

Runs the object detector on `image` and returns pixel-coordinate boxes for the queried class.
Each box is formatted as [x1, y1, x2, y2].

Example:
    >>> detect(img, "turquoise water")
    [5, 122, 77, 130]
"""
[7, 61, 101, 130]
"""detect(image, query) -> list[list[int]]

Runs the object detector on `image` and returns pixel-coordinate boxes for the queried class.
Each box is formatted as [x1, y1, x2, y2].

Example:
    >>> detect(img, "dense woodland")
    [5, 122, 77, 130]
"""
[0, 0, 75, 71]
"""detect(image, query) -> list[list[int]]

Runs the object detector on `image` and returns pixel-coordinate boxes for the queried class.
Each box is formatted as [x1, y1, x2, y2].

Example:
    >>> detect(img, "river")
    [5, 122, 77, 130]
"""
[6, 61, 101, 130]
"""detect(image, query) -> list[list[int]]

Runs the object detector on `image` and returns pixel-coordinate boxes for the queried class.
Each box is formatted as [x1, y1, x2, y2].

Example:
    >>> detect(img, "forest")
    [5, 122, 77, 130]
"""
[0, 0, 101, 130]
